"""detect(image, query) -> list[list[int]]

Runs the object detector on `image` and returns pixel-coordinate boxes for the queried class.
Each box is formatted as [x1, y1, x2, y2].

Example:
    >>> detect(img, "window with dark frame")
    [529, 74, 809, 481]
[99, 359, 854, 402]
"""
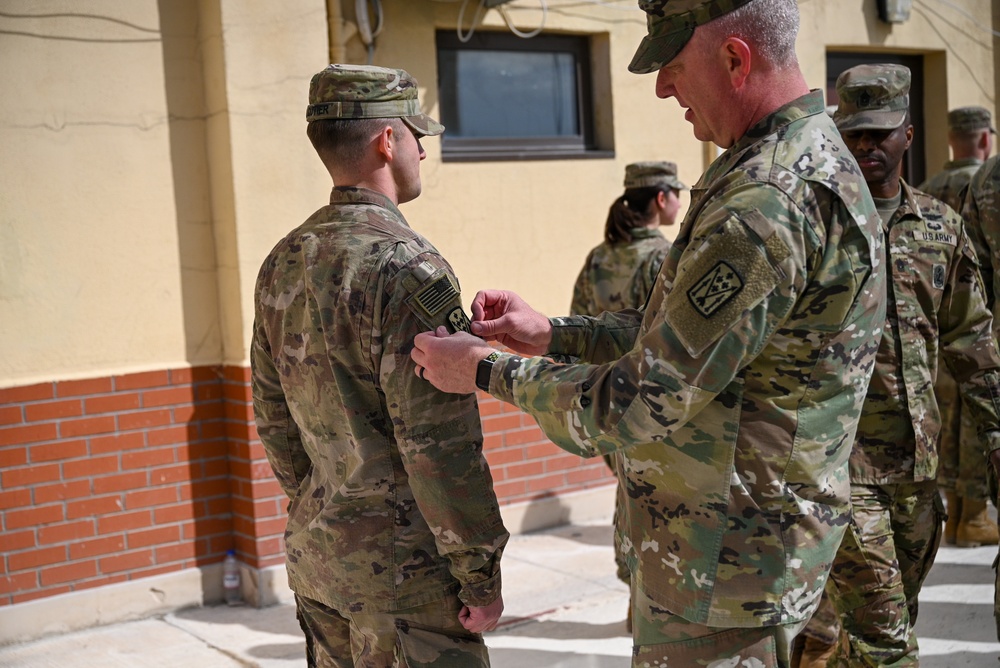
[436, 30, 609, 162]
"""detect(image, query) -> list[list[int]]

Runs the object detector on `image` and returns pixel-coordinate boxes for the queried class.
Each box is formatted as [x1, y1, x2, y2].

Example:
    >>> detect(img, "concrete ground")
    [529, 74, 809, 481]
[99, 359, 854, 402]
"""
[1, 520, 998, 667]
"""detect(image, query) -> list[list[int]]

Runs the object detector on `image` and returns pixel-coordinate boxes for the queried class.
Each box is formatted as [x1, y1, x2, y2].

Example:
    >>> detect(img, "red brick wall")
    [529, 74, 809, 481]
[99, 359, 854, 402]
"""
[0, 365, 613, 606]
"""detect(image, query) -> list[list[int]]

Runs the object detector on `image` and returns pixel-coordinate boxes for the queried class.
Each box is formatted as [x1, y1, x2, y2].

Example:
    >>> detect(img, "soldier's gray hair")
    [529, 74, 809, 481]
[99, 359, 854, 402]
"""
[701, 0, 800, 69]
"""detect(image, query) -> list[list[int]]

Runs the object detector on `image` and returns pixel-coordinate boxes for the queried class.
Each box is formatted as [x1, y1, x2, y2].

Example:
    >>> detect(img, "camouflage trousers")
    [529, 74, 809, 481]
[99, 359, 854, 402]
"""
[294, 593, 490, 668]
[825, 480, 944, 667]
[606, 452, 631, 585]
[630, 584, 807, 667]
[936, 370, 990, 499]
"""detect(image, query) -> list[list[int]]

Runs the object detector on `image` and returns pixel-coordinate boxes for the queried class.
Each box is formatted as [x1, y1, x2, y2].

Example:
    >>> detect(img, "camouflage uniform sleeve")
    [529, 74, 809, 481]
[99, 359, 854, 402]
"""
[636, 243, 669, 305]
[938, 220, 1000, 457]
[963, 161, 998, 315]
[383, 249, 508, 607]
[490, 184, 806, 458]
[569, 251, 595, 317]
[547, 310, 645, 365]
[250, 297, 311, 500]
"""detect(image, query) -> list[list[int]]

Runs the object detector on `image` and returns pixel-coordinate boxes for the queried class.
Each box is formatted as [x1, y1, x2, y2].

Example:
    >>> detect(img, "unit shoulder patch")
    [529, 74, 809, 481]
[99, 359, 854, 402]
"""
[665, 215, 787, 358]
[688, 260, 744, 317]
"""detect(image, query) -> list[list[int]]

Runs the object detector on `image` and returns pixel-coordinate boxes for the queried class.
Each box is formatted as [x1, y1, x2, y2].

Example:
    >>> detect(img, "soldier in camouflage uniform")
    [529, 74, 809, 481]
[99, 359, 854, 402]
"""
[570, 161, 685, 597]
[919, 107, 998, 549]
[412, 1, 887, 665]
[962, 154, 1000, 641]
[816, 64, 1000, 667]
[251, 64, 509, 668]
[570, 161, 685, 318]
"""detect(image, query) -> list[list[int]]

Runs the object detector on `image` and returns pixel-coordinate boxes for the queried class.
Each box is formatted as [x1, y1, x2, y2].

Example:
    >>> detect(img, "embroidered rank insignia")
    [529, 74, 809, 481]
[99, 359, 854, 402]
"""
[412, 274, 459, 318]
[447, 307, 471, 333]
[932, 264, 946, 290]
[687, 261, 744, 317]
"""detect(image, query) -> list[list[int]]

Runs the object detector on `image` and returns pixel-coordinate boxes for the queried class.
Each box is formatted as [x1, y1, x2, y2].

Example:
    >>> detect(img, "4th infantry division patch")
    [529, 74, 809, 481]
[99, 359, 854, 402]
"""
[688, 261, 744, 317]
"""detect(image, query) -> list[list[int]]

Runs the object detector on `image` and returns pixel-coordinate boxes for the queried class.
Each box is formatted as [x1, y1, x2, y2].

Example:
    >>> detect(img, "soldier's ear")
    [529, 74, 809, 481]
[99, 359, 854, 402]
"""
[376, 124, 394, 162]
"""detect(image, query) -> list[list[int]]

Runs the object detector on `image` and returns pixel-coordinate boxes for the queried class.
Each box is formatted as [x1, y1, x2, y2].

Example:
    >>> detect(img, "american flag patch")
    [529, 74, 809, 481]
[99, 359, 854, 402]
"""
[413, 274, 458, 317]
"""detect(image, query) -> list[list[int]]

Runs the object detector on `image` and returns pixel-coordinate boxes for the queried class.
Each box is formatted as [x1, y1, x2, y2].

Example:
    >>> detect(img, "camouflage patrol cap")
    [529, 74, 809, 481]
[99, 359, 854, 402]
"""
[948, 106, 996, 134]
[624, 161, 688, 190]
[629, 0, 757, 74]
[306, 64, 444, 137]
[833, 64, 911, 132]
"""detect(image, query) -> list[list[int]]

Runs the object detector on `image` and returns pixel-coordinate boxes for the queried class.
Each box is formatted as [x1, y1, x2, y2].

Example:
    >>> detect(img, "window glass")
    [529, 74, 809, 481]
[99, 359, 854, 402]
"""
[436, 31, 609, 162]
[438, 49, 579, 138]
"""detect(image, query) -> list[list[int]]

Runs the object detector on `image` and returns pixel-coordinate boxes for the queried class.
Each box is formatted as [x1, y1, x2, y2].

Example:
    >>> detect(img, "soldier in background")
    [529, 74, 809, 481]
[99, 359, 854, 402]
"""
[570, 160, 685, 627]
[919, 107, 998, 549]
[413, 0, 887, 664]
[570, 161, 685, 318]
[822, 64, 1000, 666]
[919, 106, 995, 211]
[250, 64, 508, 667]
[962, 153, 1000, 642]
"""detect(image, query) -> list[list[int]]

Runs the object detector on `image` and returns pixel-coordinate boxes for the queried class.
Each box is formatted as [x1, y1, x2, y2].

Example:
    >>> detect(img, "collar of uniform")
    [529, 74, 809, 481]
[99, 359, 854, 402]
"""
[943, 157, 983, 171]
[629, 227, 663, 241]
[329, 186, 405, 220]
[887, 179, 924, 228]
[698, 90, 825, 188]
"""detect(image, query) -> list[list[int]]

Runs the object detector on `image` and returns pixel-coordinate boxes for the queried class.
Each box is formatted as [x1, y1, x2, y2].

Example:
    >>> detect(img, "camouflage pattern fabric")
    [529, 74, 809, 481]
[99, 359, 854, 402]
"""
[295, 593, 489, 667]
[826, 481, 944, 667]
[797, 588, 841, 646]
[484, 90, 887, 631]
[306, 64, 444, 137]
[832, 63, 910, 132]
[936, 367, 990, 499]
[820, 181, 1000, 665]
[920, 156, 988, 500]
[918, 157, 982, 213]
[251, 186, 508, 616]
[847, 181, 1000, 486]
[963, 153, 1000, 330]
[629, 0, 756, 74]
[630, 584, 806, 667]
[569, 228, 670, 317]
[570, 226, 671, 586]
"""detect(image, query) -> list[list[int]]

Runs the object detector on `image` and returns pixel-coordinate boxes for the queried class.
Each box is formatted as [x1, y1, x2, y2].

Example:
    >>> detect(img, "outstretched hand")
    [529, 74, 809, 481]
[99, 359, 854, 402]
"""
[459, 595, 504, 634]
[412, 327, 495, 394]
[470, 290, 552, 356]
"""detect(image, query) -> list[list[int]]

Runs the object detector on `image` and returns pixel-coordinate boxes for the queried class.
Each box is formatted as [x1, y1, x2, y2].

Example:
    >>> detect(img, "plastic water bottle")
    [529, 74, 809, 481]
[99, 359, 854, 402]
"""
[223, 549, 242, 606]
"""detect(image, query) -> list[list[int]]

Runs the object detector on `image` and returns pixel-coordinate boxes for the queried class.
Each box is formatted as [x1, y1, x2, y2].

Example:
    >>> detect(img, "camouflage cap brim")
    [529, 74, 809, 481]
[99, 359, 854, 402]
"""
[629, 0, 758, 74]
[628, 25, 693, 74]
[402, 114, 445, 137]
[833, 108, 907, 132]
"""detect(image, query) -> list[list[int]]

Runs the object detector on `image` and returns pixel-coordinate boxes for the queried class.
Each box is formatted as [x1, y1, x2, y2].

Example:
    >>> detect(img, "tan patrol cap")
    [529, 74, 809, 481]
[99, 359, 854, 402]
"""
[306, 64, 444, 137]
[833, 63, 911, 132]
[624, 161, 688, 190]
[629, 0, 757, 74]
[948, 106, 996, 134]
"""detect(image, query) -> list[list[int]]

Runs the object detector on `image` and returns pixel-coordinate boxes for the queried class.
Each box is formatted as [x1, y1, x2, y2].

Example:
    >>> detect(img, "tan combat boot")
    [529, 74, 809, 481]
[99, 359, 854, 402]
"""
[956, 497, 999, 547]
[944, 490, 962, 545]
[797, 636, 837, 668]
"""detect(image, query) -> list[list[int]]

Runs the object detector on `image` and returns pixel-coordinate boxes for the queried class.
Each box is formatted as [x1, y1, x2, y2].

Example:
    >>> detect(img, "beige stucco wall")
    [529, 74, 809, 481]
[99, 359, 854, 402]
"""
[1, 0, 995, 387]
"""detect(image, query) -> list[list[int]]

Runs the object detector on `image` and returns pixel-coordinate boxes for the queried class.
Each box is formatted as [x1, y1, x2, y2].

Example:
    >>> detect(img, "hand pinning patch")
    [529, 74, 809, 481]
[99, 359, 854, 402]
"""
[688, 261, 744, 317]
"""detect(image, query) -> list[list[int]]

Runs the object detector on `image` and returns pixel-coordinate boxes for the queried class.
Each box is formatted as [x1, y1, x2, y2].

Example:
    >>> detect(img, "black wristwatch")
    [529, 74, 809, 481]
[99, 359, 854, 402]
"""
[475, 351, 501, 392]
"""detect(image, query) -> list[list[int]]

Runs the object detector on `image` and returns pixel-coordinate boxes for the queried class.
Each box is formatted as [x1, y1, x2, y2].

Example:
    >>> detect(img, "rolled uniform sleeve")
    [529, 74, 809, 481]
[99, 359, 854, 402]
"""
[490, 186, 806, 459]
[381, 251, 508, 607]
